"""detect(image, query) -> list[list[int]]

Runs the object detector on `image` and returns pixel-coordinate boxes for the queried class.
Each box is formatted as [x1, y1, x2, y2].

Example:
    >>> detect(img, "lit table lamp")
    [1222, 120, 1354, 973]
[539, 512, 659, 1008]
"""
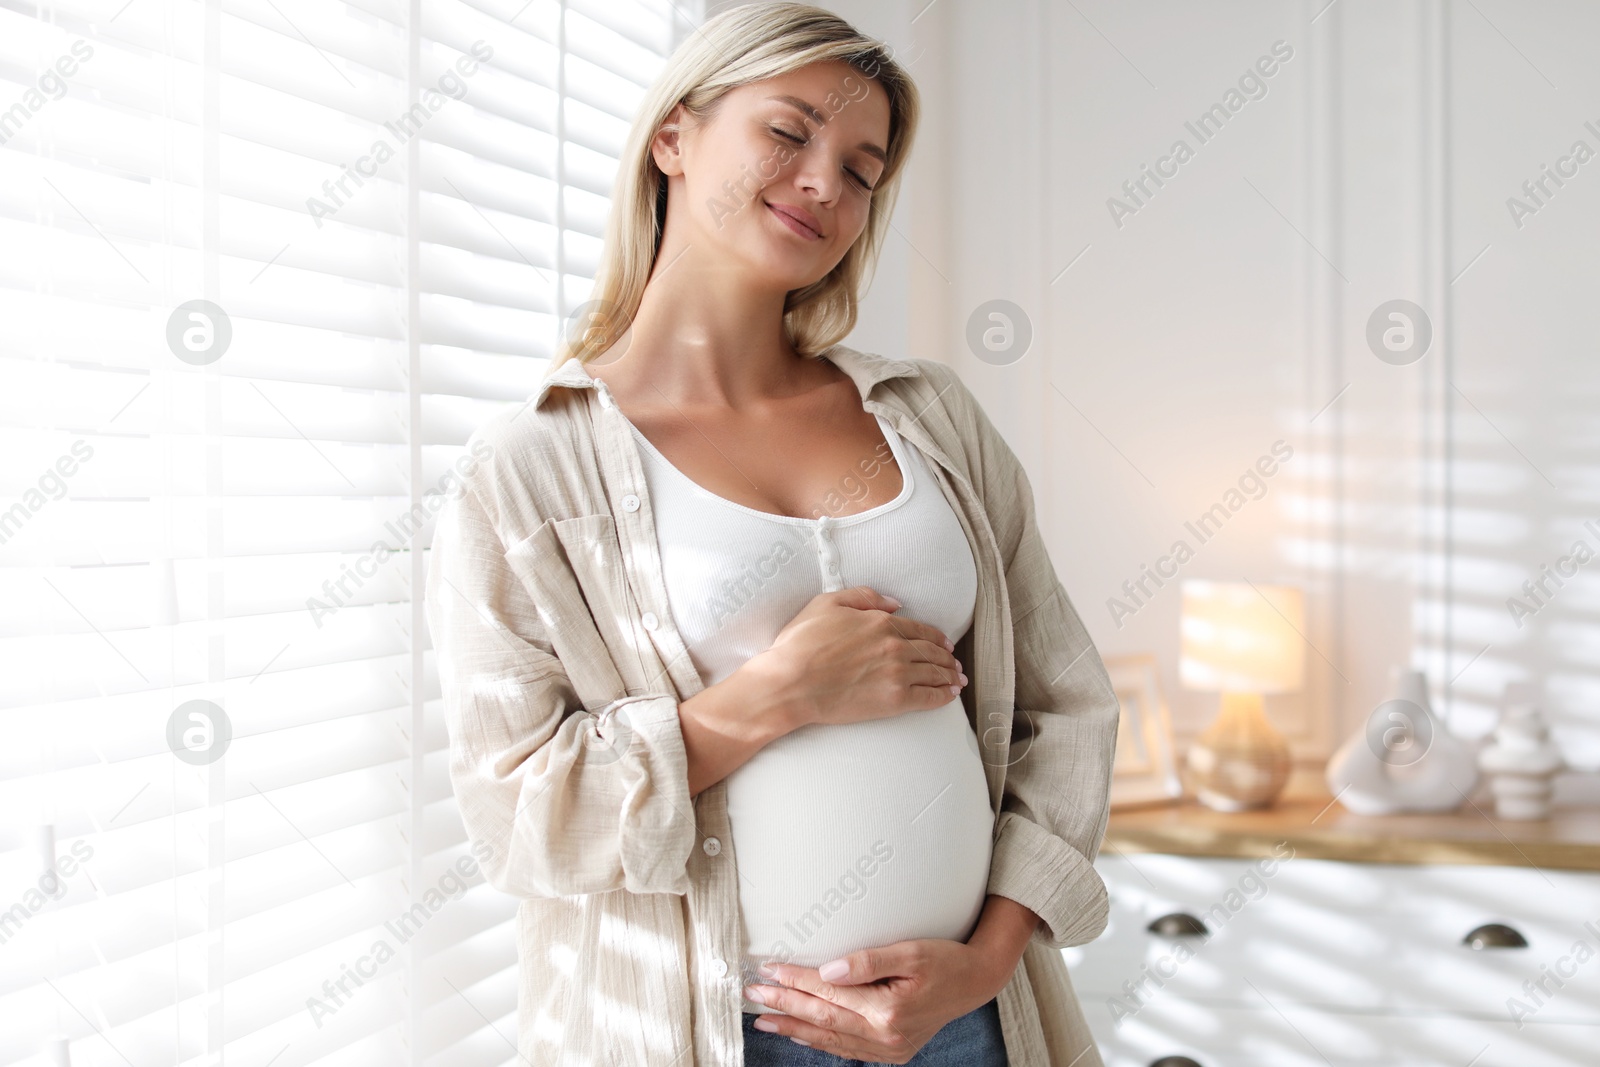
[1179, 579, 1306, 811]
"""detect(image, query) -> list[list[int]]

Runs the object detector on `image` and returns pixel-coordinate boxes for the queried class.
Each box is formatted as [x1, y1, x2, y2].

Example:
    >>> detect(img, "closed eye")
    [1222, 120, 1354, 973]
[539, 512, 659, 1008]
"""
[768, 125, 875, 191]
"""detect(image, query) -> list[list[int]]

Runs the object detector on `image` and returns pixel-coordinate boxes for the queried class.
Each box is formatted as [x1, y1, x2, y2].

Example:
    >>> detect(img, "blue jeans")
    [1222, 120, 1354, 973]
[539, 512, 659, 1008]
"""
[741, 998, 1008, 1066]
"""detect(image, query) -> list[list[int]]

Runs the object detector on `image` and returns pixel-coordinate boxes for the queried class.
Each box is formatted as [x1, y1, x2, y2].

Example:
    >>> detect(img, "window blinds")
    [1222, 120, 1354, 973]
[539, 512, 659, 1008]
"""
[0, 1, 696, 1064]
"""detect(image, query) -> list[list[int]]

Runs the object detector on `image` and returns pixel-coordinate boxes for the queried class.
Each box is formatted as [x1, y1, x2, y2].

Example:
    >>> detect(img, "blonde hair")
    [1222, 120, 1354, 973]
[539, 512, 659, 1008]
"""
[549, 2, 920, 370]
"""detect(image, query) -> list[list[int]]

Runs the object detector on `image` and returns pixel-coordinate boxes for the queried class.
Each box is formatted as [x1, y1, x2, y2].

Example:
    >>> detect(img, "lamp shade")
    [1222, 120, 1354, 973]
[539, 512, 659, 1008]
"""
[1180, 580, 1306, 694]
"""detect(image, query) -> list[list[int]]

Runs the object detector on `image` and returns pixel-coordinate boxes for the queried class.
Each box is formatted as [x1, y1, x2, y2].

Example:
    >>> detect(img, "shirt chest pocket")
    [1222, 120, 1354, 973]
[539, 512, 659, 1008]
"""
[504, 512, 649, 711]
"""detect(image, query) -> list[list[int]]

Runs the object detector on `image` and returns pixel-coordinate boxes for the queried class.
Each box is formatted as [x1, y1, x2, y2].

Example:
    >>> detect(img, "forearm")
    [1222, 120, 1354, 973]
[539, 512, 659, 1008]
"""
[678, 659, 806, 799]
[966, 893, 1042, 996]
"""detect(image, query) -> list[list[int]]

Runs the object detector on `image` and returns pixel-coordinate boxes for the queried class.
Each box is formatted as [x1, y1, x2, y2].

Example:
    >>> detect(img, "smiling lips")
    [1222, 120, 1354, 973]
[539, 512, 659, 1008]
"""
[766, 200, 823, 240]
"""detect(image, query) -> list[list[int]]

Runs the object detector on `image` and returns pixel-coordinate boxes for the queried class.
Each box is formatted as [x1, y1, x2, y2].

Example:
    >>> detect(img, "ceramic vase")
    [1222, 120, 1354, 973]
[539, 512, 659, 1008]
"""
[1325, 667, 1479, 814]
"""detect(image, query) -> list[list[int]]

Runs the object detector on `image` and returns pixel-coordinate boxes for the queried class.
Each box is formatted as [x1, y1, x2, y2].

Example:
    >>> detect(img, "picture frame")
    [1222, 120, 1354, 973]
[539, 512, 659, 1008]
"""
[1103, 653, 1184, 810]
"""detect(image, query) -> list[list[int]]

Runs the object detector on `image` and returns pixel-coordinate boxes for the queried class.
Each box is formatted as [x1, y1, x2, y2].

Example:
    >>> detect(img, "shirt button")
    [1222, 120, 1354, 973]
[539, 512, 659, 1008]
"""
[641, 611, 659, 630]
[710, 958, 728, 978]
[826, 562, 839, 574]
[621, 494, 641, 512]
[702, 836, 721, 856]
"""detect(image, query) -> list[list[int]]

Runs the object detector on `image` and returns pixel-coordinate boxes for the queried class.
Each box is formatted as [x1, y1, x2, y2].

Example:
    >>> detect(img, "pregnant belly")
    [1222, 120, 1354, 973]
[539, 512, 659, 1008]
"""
[724, 698, 994, 1010]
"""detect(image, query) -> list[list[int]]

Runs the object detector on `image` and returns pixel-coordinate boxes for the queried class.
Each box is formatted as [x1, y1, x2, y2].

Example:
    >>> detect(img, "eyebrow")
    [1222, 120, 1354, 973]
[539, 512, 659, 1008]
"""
[767, 94, 887, 164]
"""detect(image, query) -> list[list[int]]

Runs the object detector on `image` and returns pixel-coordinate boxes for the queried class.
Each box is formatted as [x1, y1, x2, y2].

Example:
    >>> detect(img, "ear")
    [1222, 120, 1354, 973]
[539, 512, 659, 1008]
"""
[651, 104, 688, 176]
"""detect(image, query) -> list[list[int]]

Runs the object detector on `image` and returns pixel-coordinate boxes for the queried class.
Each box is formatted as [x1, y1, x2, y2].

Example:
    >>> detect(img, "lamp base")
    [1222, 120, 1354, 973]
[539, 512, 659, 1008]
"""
[1192, 786, 1276, 813]
[1184, 692, 1291, 811]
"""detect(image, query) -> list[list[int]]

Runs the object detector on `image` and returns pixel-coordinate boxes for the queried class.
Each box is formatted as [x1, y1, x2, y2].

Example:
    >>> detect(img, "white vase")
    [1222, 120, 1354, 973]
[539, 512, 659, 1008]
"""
[1325, 667, 1480, 814]
[1477, 684, 1564, 819]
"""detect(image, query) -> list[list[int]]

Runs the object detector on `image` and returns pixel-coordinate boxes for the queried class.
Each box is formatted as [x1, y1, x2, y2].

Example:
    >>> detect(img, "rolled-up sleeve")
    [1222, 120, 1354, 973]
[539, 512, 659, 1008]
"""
[423, 474, 696, 900]
[937, 366, 1121, 950]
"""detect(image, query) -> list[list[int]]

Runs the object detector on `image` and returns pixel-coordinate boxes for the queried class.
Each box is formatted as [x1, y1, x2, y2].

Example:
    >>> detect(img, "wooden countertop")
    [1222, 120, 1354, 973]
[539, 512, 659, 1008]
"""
[1104, 768, 1600, 871]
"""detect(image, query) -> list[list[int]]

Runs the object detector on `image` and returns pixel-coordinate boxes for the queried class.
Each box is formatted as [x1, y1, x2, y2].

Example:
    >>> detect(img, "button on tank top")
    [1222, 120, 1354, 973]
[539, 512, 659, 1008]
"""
[625, 411, 993, 1015]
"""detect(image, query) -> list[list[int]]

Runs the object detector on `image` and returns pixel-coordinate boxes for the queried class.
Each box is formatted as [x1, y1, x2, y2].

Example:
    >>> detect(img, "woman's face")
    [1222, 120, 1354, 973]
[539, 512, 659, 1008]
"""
[655, 59, 892, 290]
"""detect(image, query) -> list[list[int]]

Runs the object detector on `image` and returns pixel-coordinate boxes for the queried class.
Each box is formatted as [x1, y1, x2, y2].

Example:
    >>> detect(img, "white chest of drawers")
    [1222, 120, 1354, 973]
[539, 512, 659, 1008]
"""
[1066, 790, 1600, 1066]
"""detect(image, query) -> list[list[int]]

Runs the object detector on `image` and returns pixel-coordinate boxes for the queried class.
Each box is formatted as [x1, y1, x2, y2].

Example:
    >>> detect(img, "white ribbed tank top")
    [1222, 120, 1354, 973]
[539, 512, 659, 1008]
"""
[625, 411, 993, 1015]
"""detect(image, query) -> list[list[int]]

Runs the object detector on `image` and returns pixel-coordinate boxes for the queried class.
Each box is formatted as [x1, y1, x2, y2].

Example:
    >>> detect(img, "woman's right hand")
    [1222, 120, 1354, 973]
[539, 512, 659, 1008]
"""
[738, 586, 966, 730]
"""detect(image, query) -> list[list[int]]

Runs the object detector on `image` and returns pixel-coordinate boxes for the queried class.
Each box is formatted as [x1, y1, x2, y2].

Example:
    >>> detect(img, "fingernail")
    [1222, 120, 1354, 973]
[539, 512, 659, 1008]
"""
[753, 1017, 779, 1032]
[790, 1037, 811, 1046]
[949, 685, 960, 695]
[885, 596, 901, 608]
[758, 961, 779, 978]
[744, 985, 767, 1005]
[958, 672, 967, 685]
[944, 638, 954, 651]
[818, 958, 848, 981]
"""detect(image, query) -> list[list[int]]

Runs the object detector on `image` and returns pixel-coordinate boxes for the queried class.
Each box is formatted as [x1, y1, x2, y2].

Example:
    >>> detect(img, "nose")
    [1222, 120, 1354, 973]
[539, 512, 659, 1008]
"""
[790, 142, 843, 206]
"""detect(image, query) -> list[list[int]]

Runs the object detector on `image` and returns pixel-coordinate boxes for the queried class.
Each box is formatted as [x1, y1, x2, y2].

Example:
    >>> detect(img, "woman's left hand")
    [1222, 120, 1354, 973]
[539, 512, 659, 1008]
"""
[743, 937, 1004, 1064]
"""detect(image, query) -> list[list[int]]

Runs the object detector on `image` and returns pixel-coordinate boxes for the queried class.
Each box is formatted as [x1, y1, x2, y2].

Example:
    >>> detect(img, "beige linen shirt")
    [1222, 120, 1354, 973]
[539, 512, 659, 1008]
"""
[423, 343, 1121, 1067]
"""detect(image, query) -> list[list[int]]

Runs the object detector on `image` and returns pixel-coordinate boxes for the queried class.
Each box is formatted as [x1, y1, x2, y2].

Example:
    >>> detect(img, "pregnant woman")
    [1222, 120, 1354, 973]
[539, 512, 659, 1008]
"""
[424, 5, 1121, 1066]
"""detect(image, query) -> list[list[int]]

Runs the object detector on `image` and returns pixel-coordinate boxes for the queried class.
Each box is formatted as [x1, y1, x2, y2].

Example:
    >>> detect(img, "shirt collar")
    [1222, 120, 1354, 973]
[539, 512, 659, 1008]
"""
[530, 343, 924, 410]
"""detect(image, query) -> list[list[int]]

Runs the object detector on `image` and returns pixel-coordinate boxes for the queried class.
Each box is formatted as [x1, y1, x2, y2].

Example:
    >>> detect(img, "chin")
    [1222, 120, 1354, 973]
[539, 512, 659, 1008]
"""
[729, 239, 830, 291]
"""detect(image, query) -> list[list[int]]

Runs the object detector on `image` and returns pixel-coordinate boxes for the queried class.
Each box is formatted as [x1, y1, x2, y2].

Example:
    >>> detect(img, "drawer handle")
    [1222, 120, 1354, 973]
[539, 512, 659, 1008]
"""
[1149, 1058, 1204, 1067]
[1463, 923, 1528, 950]
[1147, 912, 1209, 938]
